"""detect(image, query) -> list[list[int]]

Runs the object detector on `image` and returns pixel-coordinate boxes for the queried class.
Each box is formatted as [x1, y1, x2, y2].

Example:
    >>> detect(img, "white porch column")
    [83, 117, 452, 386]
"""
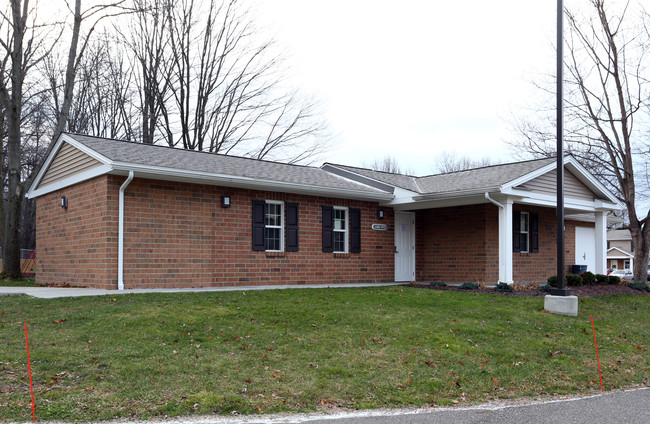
[594, 211, 607, 274]
[502, 198, 514, 283]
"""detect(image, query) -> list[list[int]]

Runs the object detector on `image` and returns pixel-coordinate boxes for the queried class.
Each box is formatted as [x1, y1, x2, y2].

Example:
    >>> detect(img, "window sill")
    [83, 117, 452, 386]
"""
[265, 251, 285, 258]
[333, 252, 350, 258]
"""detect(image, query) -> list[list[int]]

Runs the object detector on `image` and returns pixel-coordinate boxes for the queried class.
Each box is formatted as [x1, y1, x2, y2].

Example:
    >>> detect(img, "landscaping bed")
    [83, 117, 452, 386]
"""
[409, 282, 649, 297]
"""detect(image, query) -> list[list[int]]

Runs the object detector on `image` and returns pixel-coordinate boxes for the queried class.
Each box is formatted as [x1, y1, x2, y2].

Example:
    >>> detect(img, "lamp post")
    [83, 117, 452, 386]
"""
[552, 0, 570, 297]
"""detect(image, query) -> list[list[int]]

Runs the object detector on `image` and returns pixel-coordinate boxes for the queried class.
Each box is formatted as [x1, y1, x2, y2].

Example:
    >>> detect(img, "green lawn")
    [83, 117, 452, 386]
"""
[0, 277, 42, 287]
[1, 287, 649, 421]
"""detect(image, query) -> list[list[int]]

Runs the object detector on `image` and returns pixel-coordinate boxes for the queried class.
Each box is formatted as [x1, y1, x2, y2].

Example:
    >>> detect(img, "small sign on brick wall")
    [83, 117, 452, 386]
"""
[371, 224, 388, 231]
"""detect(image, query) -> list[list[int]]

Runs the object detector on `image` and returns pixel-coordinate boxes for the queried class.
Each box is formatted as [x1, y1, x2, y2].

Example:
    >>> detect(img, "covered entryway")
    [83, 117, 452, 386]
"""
[394, 212, 415, 282]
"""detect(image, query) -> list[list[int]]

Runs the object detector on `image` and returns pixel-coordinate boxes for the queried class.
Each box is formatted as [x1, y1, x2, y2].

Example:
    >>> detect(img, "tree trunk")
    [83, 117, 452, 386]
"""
[51, 0, 82, 143]
[2, 0, 26, 278]
[629, 222, 650, 283]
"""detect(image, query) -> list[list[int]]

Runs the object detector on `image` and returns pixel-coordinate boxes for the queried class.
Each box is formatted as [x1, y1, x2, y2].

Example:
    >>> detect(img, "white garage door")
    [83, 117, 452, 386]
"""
[575, 226, 596, 272]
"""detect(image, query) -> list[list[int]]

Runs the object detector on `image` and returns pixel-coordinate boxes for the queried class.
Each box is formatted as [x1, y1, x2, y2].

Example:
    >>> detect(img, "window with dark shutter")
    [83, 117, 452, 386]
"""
[322, 206, 334, 252]
[350, 208, 361, 253]
[513, 210, 521, 252]
[286, 203, 299, 252]
[530, 213, 539, 253]
[252, 200, 266, 251]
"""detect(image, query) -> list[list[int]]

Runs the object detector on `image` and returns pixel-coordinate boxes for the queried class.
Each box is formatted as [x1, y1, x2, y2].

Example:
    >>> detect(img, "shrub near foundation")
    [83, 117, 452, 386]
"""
[495, 282, 514, 292]
[566, 274, 583, 286]
[608, 275, 622, 285]
[595, 274, 609, 284]
[581, 271, 596, 286]
[627, 282, 650, 292]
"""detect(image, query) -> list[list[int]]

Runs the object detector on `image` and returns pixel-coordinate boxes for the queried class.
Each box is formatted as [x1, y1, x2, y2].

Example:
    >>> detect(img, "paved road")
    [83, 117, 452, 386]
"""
[57, 387, 646, 424]
[289, 388, 650, 424]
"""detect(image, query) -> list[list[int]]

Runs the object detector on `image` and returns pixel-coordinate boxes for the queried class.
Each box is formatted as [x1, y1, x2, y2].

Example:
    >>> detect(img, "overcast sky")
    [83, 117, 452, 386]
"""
[252, 1, 559, 174]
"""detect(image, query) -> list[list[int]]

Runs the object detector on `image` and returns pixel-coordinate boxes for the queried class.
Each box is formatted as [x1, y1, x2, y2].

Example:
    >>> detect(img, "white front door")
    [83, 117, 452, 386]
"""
[575, 226, 596, 272]
[395, 212, 415, 282]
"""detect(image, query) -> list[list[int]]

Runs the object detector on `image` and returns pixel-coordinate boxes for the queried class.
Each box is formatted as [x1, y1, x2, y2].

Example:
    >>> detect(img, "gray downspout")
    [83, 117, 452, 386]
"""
[118, 171, 134, 290]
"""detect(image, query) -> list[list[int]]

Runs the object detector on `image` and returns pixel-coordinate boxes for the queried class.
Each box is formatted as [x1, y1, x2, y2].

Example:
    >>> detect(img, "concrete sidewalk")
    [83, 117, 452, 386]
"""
[0, 282, 403, 299]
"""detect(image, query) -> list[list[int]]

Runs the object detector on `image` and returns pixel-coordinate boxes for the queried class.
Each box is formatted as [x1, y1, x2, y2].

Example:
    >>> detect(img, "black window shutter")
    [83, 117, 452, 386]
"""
[252, 200, 266, 251]
[286, 203, 299, 252]
[350, 208, 361, 253]
[513, 210, 521, 253]
[322, 206, 334, 253]
[530, 212, 539, 253]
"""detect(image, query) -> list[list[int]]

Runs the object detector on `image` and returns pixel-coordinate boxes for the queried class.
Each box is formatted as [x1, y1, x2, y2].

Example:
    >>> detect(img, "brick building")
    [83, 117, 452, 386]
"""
[26, 133, 622, 289]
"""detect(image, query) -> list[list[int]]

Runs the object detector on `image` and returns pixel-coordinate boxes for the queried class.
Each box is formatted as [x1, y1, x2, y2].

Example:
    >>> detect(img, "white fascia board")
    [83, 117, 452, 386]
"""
[26, 165, 113, 199]
[500, 162, 557, 192]
[110, 162, 394, 202]
[500, 156, 622, 208]
[391, 194, 492, 211]
[564, 157, 622, 206]
[321, 164, 397, 193]
[27, 137, 65, 196]
[412, 187, 499, 201]
[379, 187, 420, 206]
[504, 189, 620, 212]
[26, 134, 112, 198]
[607, 247, 633, 257]
[61, 134, 113, 164]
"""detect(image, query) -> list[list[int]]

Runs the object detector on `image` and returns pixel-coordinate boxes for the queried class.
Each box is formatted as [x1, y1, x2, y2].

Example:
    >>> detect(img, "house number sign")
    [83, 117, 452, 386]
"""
[371, 224, 388, 231]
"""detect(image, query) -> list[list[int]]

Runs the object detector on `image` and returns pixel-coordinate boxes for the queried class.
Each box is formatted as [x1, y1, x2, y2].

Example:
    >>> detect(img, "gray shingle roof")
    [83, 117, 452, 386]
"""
[329, 158, 556, 195]
[415, 158, 556, 194]
[323, 164, 421, 192]
[65, 133, 388, 196]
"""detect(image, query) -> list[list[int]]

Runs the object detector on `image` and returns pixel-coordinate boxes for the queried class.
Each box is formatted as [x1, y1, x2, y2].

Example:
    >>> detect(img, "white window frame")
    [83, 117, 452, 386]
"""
[265, 200, 284, 252]
[520, 212, 530, 253]
[624, 260, 630, 270]
[333, 206, 348, 253]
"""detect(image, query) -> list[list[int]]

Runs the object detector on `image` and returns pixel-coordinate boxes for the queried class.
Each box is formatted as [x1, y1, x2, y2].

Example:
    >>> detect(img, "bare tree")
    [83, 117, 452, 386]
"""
[0, 0, 60, 277]
[0, 0, 129, 277]
[50, 0, 131, 143]
[367, 156, 407, 174]
[433, 150, 494, 174]
[509, 0, 650, 282]
[124, 0, 327, 162]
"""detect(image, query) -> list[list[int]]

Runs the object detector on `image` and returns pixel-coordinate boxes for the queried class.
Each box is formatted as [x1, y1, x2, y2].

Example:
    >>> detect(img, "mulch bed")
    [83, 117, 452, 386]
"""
[408, 283, 650, 297]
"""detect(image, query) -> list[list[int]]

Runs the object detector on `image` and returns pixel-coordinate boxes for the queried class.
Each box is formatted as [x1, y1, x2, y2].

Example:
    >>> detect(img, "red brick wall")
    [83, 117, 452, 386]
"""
[511, 205, 591, 283]
[35, 175, 119, 289]
[415, 203, 591, 284]
[415, 204, 499, 283]
[36, 175, 396, 288]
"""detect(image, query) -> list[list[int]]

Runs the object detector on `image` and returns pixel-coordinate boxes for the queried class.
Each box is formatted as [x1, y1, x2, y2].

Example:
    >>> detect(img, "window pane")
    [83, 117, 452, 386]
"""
[265, 228, 281, 251]
[266, 204, 281, 226]
[334, 209, 346, 230]
[520, 213, 529, 232]
[520, 234, 528, 252]
[334, 231, 345, 252]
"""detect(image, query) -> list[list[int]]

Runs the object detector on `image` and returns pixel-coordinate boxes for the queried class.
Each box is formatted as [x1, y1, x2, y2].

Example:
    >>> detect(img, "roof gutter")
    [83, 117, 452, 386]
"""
[118, 171, 134, 290]
[484, 192, 504, 209]
[413, 188, 499, 201]
[109, 163, 394, 201]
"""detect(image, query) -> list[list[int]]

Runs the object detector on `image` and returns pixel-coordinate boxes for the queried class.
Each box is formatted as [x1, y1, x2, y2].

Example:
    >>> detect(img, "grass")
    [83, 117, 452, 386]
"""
[1, 287, 649, 421]
[0, 277, 42, 287]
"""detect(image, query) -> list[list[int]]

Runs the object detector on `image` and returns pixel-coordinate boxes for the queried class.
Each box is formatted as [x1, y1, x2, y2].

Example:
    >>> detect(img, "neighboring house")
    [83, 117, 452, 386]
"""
[607, 229, 633, 270]
[26, 133, 623, 289]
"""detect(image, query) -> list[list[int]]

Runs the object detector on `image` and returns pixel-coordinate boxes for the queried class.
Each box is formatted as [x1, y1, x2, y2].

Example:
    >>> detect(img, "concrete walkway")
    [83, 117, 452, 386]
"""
[0, 282, 404, 299]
